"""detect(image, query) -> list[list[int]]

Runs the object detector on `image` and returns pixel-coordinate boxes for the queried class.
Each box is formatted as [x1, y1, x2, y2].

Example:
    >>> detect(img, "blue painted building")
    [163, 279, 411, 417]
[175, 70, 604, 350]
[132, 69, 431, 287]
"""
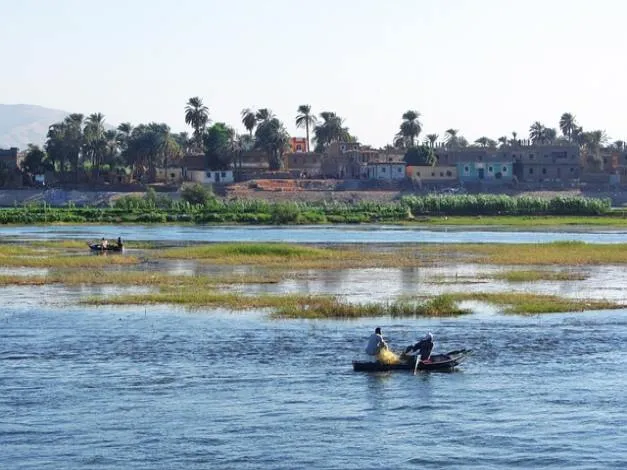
[457, 161, 514, 183]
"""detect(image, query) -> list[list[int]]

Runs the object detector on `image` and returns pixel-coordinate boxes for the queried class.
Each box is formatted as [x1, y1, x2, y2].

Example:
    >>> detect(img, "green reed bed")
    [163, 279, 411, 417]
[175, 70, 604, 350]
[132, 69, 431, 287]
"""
[0, 194, 617, 225]
[153, 242, 427, 269]
[493, 270, 588, 282]
[415, 215, 627, 227]
[0, 270, 288, 287]
[0, 252, 139, 268]
[457, 241, 627, 265]
[449, 292, 624, 314]
[81, 288, 469, 319]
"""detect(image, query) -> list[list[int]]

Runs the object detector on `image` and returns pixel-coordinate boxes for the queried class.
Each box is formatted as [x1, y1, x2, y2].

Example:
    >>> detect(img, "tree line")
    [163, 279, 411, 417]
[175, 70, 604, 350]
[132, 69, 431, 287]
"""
[19, 100, 623, 184]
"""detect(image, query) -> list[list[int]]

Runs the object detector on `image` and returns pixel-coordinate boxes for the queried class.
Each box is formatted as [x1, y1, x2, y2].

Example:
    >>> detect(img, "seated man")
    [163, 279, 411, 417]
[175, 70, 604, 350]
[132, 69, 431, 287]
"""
[117, 237, 123, 248]
[365, 327, 388, 357]
[404, 332, 434, 363]
[101, 238, 108, 249]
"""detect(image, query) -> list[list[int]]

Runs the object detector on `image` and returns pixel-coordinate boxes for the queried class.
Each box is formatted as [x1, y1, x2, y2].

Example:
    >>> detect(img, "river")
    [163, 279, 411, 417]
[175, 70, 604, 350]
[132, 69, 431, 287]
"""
[1, 225, 626, 469]
[0, 224, 626, 244]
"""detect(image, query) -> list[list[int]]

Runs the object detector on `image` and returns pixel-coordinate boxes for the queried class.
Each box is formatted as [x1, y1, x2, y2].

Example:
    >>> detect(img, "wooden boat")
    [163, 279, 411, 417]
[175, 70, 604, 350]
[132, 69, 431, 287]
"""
[352, 349, 471, 372]
[88, 243, 124, 252]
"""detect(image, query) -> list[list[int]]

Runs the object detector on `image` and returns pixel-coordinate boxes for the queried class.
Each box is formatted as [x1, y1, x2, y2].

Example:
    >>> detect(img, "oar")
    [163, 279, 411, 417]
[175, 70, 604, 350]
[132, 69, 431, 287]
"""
[413, 354, 420, 375]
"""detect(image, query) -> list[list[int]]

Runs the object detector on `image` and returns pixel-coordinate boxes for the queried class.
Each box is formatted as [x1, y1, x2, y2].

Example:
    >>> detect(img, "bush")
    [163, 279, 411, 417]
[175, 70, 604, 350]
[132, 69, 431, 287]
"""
[181, 184, 214, 206]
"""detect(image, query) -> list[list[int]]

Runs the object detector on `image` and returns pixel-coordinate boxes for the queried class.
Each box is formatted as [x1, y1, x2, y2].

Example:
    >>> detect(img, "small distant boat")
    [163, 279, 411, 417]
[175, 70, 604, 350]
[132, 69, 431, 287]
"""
[352, 349, 472, 373]
[88, 243, 124, 252]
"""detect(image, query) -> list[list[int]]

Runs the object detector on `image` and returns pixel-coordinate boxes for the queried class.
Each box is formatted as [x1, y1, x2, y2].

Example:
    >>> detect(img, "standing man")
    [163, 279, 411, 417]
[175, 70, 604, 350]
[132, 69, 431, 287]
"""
[365, 327, 388, 357]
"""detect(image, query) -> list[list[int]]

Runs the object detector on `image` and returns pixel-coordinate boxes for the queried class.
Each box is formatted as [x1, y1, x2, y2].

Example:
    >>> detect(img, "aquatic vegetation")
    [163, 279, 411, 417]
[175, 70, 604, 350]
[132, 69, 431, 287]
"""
[0, 195, 619, 225]
[494, 269, 588, 282]
[449, 292, 624, 314]
[0, 270, 286, 287]
[456, 241, 627, 265]
[153, 242, 428, 268]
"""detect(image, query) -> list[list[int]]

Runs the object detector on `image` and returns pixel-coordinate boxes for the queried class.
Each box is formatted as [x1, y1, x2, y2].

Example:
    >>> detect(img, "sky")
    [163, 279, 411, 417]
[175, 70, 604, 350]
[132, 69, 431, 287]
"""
[1, 0, 626, 147]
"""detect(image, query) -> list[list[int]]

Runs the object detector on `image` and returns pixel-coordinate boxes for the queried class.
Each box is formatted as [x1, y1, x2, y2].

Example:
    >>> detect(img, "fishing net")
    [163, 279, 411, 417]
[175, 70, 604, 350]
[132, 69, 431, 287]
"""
[377, 348, 400, 364]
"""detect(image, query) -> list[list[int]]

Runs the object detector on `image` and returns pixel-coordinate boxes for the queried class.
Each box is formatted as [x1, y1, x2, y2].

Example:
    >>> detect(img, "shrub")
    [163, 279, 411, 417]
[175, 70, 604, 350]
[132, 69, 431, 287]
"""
[181, 184, 214, 206]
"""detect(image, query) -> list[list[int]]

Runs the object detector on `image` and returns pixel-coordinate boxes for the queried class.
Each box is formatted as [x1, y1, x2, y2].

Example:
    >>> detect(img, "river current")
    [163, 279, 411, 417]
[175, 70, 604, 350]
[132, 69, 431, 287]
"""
[1, 225, 626, 469]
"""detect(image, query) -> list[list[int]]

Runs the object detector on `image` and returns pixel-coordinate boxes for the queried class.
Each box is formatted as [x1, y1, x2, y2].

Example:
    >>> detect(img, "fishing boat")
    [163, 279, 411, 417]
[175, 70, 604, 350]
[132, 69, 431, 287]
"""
[352, 349, 471, 372]
[88, 243, 124, 252]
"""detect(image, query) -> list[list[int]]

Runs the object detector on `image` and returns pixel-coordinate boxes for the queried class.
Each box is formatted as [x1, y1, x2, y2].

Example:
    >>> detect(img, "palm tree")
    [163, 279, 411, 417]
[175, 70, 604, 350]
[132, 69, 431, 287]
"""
[559, 113, 577, 141]
[529, 121, 546, 144]
[498, 136, 508, 148]
[474, 137, 492, 148]
[444, 128, 458, 147]
[295, 105, 317, 152]
[255, 108, 275, 123]
[313, 112, 350, 151]
[613, 140, 625, 151]
[83, 113, 107, 177]
[64, 113, 85, 182]
[511, 131, 519, 146]
[241, 108, 257, 136]
[255, 118, 290, 170]
[397, 110, 422, 147]
[424, 133, 438, 148]
[184, 97, 209, 150]
[544, 127, 557, 144]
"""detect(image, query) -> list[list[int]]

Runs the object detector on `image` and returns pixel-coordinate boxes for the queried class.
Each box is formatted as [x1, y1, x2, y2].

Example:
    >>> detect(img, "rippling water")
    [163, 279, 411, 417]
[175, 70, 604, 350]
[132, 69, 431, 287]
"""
[2, 226, 627, 468]
[2, 303, 627, 469]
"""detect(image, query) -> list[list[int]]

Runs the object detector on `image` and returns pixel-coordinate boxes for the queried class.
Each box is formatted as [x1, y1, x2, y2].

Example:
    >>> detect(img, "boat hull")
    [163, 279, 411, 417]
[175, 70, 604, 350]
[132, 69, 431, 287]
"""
[352, 349, 471, 372]
[88, 244, 123, 252]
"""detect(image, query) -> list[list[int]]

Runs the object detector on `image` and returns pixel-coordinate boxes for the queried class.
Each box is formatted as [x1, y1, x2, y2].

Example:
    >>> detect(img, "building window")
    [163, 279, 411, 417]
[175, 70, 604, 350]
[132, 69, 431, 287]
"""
[221, 172, 226, 178]
[570, 168, 574, 172]
[502, 166, 507, 172]
[206, 171, 212, 177]
[464, 166, 469, 173]
[488, 166, 493, 172]
[529, 168, 534, 174]
[382, 167, 386, 173]
[530, 154, 534, 159]
[446, 170, 452, 177]
[544, 154, 548, 158]
[432, 172, 435, 177]
[440, 172, 444, 177]
[542, 168, 547, 175]
[417, 172, 421, 177]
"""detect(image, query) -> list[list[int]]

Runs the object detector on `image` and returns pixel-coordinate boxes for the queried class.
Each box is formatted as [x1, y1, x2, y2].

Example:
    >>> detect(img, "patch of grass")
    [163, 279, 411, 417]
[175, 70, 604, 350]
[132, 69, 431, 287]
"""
[0, 270, 286, 287]
[0, 254, 139, 268]
[449, 292, 624, 314]
[154, 242, 428, 269]
[430, 241, 627, 265]
[494, 269, 588, 282]
[82, 285, 468, 319]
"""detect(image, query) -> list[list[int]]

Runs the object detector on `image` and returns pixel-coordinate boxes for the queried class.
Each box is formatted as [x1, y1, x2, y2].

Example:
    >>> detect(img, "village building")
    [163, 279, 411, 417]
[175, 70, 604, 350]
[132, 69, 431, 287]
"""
[180, 154, 234, 184]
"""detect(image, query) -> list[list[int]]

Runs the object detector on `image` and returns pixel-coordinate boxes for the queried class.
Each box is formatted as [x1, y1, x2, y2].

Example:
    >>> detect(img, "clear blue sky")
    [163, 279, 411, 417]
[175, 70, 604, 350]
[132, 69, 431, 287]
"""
[1, 0, 626, 146]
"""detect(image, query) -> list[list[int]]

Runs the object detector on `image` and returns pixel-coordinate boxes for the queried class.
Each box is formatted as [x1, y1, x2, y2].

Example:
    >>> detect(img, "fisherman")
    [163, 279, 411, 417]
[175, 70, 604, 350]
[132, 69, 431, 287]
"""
[404, 332, 434, 363]
[117, 236, 123, 248]
[101, 237, 108, 249]
[365, 327, 388, 357]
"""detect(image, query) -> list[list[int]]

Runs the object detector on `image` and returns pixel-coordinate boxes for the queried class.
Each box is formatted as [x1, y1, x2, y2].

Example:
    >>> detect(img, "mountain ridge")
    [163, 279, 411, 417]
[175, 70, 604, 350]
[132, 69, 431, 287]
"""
[0, 104, 71, 150]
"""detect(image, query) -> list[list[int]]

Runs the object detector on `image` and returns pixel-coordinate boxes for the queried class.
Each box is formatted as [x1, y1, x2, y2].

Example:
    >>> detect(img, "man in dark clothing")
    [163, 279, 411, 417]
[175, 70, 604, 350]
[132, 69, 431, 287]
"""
[404, 332, 434, 362]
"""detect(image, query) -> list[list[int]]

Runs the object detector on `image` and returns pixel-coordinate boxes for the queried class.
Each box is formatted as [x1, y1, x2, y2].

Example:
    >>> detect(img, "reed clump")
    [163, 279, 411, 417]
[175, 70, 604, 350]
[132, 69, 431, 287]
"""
[494, 269, 588, 282]
[449, 292, 623, 314]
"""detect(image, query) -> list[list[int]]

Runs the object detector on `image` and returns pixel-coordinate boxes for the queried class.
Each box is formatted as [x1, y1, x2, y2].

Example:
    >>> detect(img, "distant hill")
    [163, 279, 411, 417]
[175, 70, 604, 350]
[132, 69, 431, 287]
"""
[0, 104, 71, 150]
